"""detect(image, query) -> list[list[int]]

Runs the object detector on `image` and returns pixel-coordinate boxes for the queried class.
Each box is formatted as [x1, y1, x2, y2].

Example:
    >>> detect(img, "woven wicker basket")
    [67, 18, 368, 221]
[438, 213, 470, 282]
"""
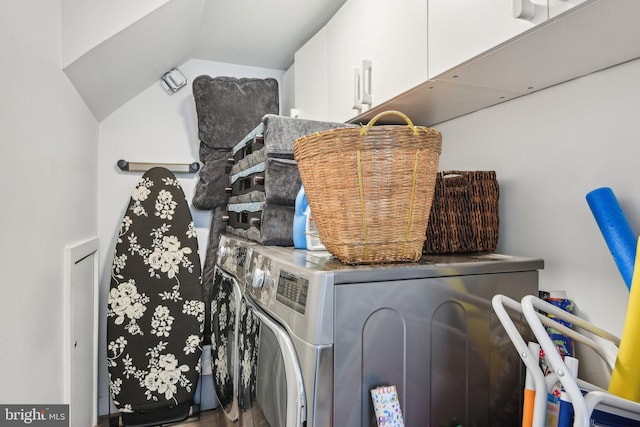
[423, 171, 499, 254]
[293, 111, 442, 264]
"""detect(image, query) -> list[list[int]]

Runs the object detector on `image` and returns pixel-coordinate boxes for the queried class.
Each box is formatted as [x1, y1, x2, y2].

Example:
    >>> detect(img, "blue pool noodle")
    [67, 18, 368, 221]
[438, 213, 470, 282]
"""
[586, 187, 637, 290]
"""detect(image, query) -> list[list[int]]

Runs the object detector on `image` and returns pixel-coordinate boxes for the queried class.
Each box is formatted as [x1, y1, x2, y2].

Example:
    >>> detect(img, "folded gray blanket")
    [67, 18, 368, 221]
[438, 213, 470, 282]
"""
[262, 114, 358, 156]
[228, 158, 300, 206]
[231, 115, 358, 173]
[226, 203, 295, 246]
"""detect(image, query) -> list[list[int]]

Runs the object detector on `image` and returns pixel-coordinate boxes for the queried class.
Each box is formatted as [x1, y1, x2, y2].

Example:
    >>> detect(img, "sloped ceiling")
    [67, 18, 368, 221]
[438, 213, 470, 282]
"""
[63, 0, 346, 122]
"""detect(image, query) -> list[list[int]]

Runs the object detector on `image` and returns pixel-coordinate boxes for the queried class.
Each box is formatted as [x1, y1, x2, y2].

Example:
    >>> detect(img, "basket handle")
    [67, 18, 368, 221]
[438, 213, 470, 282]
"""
[440, 171, 470, 187]
[360, 110, 419, 136]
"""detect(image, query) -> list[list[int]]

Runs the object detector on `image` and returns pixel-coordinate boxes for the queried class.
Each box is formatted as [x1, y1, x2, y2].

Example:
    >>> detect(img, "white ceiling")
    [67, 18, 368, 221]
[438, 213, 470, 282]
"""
[63, 0, 346, 122]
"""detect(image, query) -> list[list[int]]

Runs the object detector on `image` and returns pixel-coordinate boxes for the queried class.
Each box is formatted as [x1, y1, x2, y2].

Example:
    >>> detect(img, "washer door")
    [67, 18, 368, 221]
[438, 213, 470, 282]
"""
[244, 296, 307, 427]
[211, 266, 240, 421]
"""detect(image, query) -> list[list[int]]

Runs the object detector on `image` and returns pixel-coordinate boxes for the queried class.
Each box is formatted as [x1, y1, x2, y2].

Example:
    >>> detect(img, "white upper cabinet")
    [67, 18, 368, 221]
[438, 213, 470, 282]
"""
[294, 27, 329, 120]
[321, 0, 428, 122]
[363, 0, 429, 112]
[351, 0, 640, 127]
[427, 0, 543, 79]
[294, 0, 589, 123]
[427, 0, 589, 79]
[325, 0, 371, 122]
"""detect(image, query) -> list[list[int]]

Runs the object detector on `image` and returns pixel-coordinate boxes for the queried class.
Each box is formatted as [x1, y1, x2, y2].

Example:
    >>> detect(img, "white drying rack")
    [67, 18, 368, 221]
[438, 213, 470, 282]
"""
[492, 294, 640, 427]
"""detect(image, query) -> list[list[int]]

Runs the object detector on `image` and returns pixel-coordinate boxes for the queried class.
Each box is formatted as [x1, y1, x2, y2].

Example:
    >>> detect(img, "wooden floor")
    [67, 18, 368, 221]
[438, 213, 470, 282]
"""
[98, 409, 227, 427]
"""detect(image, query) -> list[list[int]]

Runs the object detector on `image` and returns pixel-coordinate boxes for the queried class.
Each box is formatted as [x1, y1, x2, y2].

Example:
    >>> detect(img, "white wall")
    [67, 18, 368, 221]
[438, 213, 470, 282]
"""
[435, 58, 640, 341]
[0, 0, 99, 404]
[96, 58, 284, 413]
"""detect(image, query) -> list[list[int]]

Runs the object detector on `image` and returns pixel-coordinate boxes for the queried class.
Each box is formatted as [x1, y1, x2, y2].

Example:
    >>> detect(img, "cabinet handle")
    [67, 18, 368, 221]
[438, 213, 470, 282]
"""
[352, 66, 362, 110]
[513, 0, 542, 21]
[513, 0, 534, 19]
[362, 60, 372, 106]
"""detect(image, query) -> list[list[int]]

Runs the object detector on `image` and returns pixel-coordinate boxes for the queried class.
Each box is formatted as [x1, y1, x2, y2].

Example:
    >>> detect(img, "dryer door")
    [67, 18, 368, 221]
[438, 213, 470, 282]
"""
[211, 266, 240, 421]
[244, 296, 307, 427]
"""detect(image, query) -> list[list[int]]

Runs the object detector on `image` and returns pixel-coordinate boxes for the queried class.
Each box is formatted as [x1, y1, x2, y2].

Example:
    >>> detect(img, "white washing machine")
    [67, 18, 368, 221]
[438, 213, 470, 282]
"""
[214, 235, 543, 426]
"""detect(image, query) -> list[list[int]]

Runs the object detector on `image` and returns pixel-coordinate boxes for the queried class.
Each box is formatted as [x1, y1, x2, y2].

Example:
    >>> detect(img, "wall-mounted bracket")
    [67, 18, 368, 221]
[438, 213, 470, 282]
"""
[117, 159, 200, 173]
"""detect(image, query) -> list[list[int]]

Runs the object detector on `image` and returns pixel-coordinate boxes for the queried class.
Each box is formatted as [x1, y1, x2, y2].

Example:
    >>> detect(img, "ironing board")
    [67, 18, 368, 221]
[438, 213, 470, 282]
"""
[107, 167, 205, 426]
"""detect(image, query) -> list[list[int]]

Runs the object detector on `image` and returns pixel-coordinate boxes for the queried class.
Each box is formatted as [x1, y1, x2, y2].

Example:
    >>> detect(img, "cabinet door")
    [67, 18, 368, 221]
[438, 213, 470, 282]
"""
[326, 0, 372, 122]
[325, 0, 428, 122]
[294, 26, 329, 121]
[428, 0, 543, 79]
[367, 0, 428, 107]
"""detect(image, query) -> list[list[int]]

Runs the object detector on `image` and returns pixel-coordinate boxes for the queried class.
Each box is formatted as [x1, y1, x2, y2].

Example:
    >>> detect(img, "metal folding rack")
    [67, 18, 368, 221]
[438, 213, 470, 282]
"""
[492, 294, 640, 427]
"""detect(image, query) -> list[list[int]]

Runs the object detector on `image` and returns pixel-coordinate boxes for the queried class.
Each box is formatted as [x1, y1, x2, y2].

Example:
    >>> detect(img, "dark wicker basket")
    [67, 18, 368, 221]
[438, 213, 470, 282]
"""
[423, 170, 499, 254]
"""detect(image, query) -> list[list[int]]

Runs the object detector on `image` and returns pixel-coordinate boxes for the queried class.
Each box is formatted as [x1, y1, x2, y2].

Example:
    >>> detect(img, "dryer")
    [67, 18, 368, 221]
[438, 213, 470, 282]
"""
[215, 235, 543, 426]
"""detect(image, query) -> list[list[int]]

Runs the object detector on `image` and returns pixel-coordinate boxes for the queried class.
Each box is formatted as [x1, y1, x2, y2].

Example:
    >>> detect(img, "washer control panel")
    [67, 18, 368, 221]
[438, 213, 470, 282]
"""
[275, 270, 308, 314]
[246, 249, 309, 314]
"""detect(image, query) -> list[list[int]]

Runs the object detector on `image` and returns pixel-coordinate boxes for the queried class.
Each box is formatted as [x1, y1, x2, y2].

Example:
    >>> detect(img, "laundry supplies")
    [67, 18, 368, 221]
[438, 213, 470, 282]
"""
[293, 186, 325, 250]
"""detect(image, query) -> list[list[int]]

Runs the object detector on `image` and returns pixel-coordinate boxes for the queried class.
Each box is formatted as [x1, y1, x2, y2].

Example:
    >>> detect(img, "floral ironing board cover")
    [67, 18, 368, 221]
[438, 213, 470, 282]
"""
[107, 167, 204, 416]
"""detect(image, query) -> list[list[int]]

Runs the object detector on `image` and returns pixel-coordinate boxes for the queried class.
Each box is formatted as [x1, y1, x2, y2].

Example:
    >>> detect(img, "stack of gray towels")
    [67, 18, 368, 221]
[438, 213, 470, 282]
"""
[226, 114, 356, 246]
